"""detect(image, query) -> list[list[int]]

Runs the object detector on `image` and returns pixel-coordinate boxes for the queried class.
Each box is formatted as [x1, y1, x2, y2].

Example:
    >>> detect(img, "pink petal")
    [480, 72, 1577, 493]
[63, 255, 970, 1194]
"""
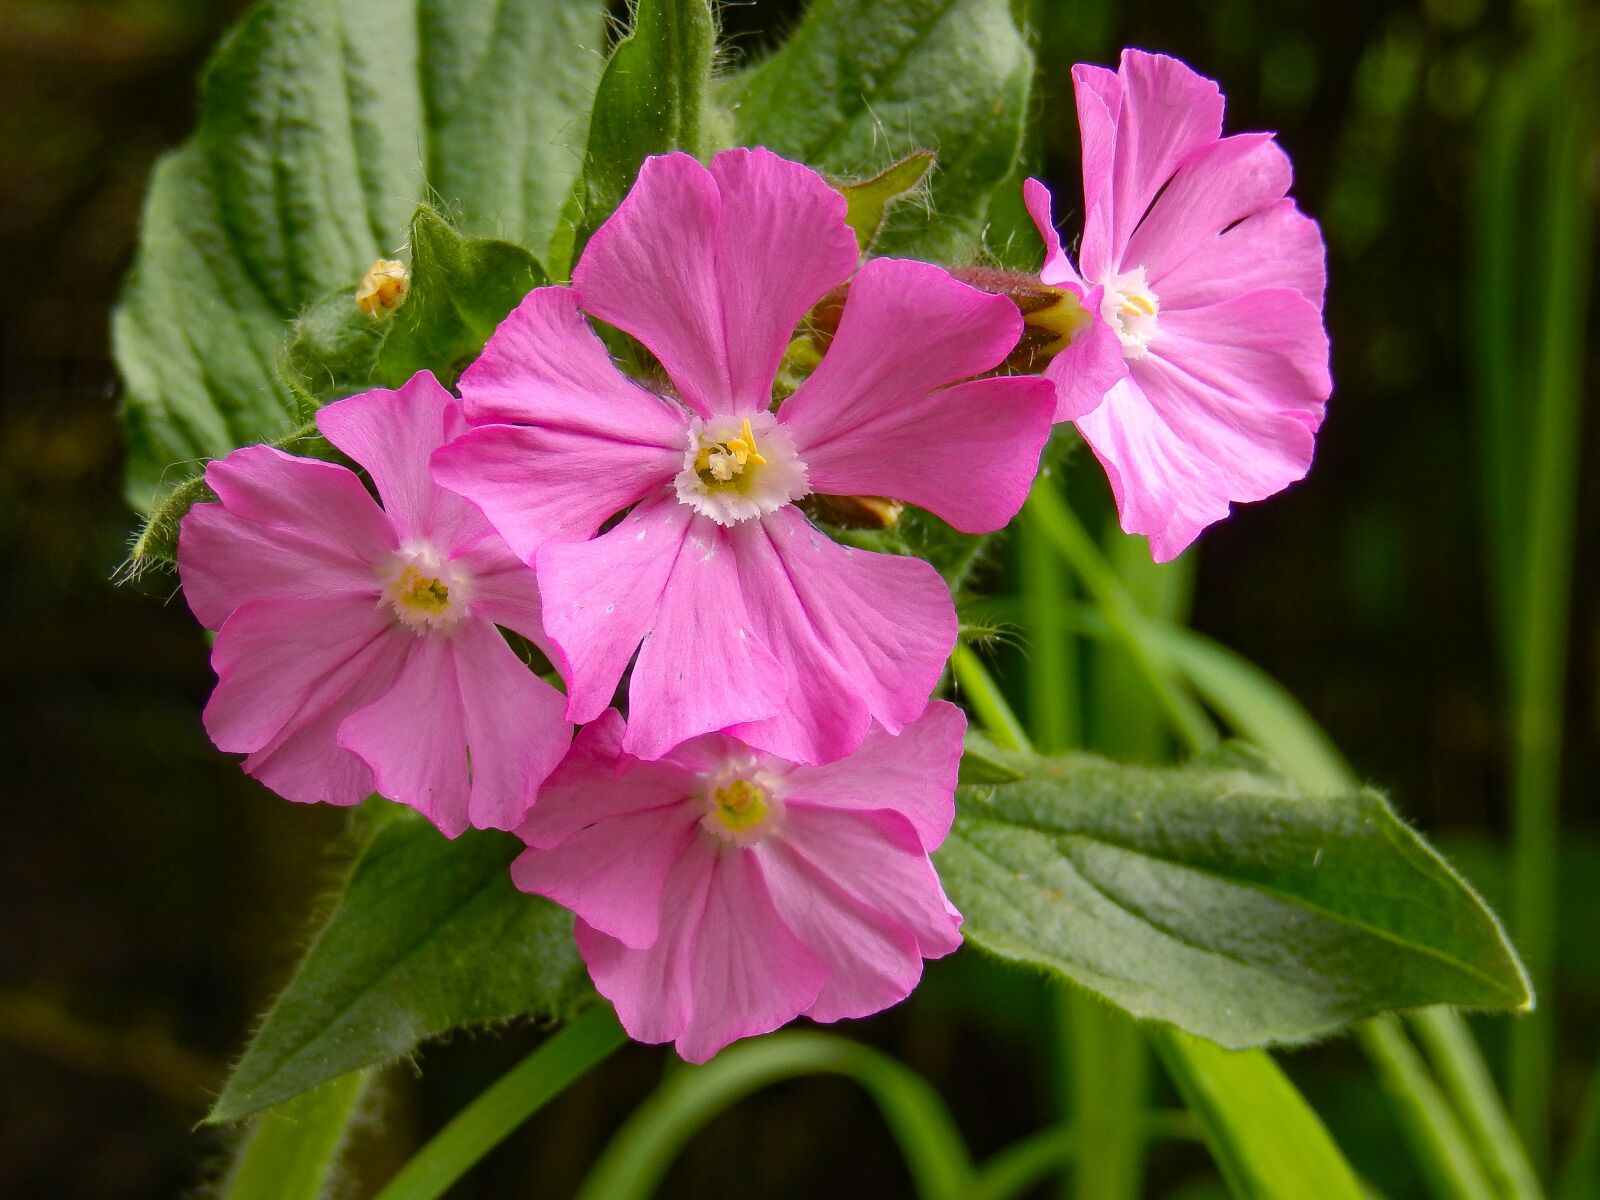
[1123, 133, 1291, 279]
[466, 558, 556, 658]
[518, 711, 703, 847]
[457, 286, 691, 441]
[537, 498, 788, 753]
[578, 840, 826, 1062]
[728, 507, 957, 764]
[205, 594, 393, 754]
[1101, 50, 1226, 271]
[432, 423, 681, 561]
[1079, 289, 1329, 561]
[1022, 178, 1082, 288]
[203, 595, 409, 807]
[777, 701, 965, 851]
[779, 258, 1053, 533]
[572, 149, 857, 416]
[203, 445, 396, 567]
[535, 497, 688, 725]
[1043, 289, 1128, 423]
[1072, 62, 1123, 282]
[316, 371, 483, 549]
[513, 802, 700, 949]
[624, 516, 788, 760]
[178, 501, 377, 631]
[758, 803, 963, 1023]
[1151, 198, 1326, 312]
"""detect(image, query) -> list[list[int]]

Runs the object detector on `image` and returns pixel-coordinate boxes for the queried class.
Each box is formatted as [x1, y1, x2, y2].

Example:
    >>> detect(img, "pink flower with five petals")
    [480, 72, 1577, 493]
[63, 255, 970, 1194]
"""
[178, 372, 571, 836]
[1027, 49, 1332, 561]
[435, 148, 1056, 764]
[512, 702, 967, 1062]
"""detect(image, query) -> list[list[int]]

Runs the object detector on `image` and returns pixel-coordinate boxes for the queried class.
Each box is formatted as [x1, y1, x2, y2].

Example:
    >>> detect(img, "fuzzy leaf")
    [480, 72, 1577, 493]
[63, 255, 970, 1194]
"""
[939, 746, 1531, 1048]
[721, 0, 1032, 261]
[115, 0, 606, 513]
[209, 813, 589, 1124]
[576, 0, 718, 253]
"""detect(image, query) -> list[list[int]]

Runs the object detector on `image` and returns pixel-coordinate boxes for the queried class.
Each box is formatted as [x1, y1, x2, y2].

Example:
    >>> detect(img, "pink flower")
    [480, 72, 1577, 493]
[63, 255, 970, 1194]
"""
[1027, 49, 1331, 561]
[178, 372, 571, 836]
[435, 148, 1055, 764]
[512, 701, 966, 1061]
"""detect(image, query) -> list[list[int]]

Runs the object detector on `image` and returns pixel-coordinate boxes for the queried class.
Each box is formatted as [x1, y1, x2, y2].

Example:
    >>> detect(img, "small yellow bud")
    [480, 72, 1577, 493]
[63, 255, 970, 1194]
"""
[355, 258, 409, 319]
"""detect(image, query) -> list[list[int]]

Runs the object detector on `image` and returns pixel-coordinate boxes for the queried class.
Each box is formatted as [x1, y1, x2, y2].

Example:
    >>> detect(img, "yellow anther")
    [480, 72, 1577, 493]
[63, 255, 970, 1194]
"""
[356, 258, 410, 319]
[1120, 293, 1157, 317]
[695, 418, 767, 485]
[394, 565, 450, 613]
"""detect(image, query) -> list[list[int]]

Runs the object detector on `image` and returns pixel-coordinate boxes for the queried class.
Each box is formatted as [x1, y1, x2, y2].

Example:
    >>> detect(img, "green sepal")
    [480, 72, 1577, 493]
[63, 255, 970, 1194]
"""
[838, 151, 936, 252]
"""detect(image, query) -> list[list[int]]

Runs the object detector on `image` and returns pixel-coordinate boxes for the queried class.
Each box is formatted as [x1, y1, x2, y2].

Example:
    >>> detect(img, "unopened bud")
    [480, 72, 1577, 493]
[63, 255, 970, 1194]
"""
[948, 267, 1091, 372]
[355, 258, 409, 319]
[803, 493, 905, 530]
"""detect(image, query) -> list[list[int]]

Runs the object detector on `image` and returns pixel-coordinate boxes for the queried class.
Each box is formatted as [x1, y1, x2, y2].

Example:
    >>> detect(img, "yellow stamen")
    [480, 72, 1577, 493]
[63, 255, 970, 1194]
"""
[695, 418, 768, 485]
[710, 779, 769, 832]
[393, 565, 450, 614]
[1120, 293, 1157, 317]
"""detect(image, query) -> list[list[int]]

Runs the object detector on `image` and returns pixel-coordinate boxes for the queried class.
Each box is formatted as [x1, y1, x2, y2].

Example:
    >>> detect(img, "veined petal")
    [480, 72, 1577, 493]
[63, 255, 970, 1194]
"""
[573, 149, 857, 417]
[780, 258, 1052, 532]
[1073, 62, 1122, 282]
[202, 445, 396, 572]
[728, 507, 957, 764]
[178, 501, 377, 631]
[518, 711, 702, 847]
[1043, 291, 1128, 423]
[1101, 49, 1225, 270]
[466, 558, 556, 658]
[433, 423, 681, 560]
[317, 371, 482, 549]
[1123, 133, 1292, 280]
[205, 594, 393, 755]
[513, 803, 700, 950]
[458, 286, 691, 442]
[777, 702, 964, 851]
[1079, 289, 1329, 561]
[1152, 198, 1326, 311]
[624, 516, 787, 760]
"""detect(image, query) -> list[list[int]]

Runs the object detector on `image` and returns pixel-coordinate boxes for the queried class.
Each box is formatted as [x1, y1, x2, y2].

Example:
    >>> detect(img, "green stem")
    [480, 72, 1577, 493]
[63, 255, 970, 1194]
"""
[373, 1006, 626, 1200]
[575, 1031, 974, 1200]
[1555, 1051, 1600, 1200]
[1409, 1009, 1544, 1200]
[221, 1070, 372, 1200]
[1508, 50, 1593, 1170]
[952, 643, 1033, 753]
[1357, 1018, 1496, 1200]
[1024, 484, 1216, 755]
[969, 1111, 1201, 1200]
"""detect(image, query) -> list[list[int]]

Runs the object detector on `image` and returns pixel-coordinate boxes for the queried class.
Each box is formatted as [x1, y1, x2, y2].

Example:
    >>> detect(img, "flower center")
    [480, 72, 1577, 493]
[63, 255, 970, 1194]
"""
[699, 766, 784, 846]
[379, 543, 473, 634]
[674, 411, 809, 526]
[1102, 266, 1160, 357]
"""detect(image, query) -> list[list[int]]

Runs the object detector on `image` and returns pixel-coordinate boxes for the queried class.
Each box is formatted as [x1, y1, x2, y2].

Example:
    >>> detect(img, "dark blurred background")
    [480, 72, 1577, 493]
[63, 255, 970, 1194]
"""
[1, 0, 1594, 1196]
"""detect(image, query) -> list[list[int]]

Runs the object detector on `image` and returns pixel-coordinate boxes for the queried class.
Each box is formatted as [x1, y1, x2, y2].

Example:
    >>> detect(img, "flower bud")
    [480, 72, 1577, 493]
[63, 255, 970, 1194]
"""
[947, 267, 1090, 372]
[355, 258, 409, 319]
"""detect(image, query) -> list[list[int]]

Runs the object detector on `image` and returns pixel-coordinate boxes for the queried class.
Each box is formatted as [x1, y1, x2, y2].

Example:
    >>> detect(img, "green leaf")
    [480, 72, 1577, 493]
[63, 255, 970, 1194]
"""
[939, 747, 1532, 1048]
[577, 0, 718, 250]
[210, 813, 590, 1124]
[721, 0, 1032, 261]
[958, 734, 1027, 786]
[115, 0, 606, 512]
[220, 1071, 374, 1200]
[1150, 1029, 1366, 1200]
[839, 151, 935, 251]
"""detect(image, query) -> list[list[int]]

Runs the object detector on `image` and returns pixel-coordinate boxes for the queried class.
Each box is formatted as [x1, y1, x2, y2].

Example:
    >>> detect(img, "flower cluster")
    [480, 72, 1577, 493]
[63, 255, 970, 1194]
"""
[178, 51, 1327, 1060]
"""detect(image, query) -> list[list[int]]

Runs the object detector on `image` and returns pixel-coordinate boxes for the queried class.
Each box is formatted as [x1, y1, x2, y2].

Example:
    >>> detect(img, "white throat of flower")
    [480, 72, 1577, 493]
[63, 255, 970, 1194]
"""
[378, 541, 473, 635]
[1101, 266, 1161, 358]
[673, 411, 809, 526]
[697, 756, 786, 847]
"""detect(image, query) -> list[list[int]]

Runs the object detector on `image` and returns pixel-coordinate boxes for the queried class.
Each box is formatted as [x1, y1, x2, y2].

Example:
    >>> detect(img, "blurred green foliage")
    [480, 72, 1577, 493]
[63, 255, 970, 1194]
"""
[1, 0, 1594, 1197]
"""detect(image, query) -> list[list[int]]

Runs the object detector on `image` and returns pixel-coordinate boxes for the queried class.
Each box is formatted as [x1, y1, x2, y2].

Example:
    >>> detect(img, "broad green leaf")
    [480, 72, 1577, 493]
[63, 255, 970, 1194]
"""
[116, 0, 606, 512]
[721, 0, 1032, 261]
[210, 813, 589, 1124]
[576, 0, 718, 251]
[939, 746, 1532, 1048]
[1150, 1029, 1365, 1200]
[839, 152, 935, 251]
